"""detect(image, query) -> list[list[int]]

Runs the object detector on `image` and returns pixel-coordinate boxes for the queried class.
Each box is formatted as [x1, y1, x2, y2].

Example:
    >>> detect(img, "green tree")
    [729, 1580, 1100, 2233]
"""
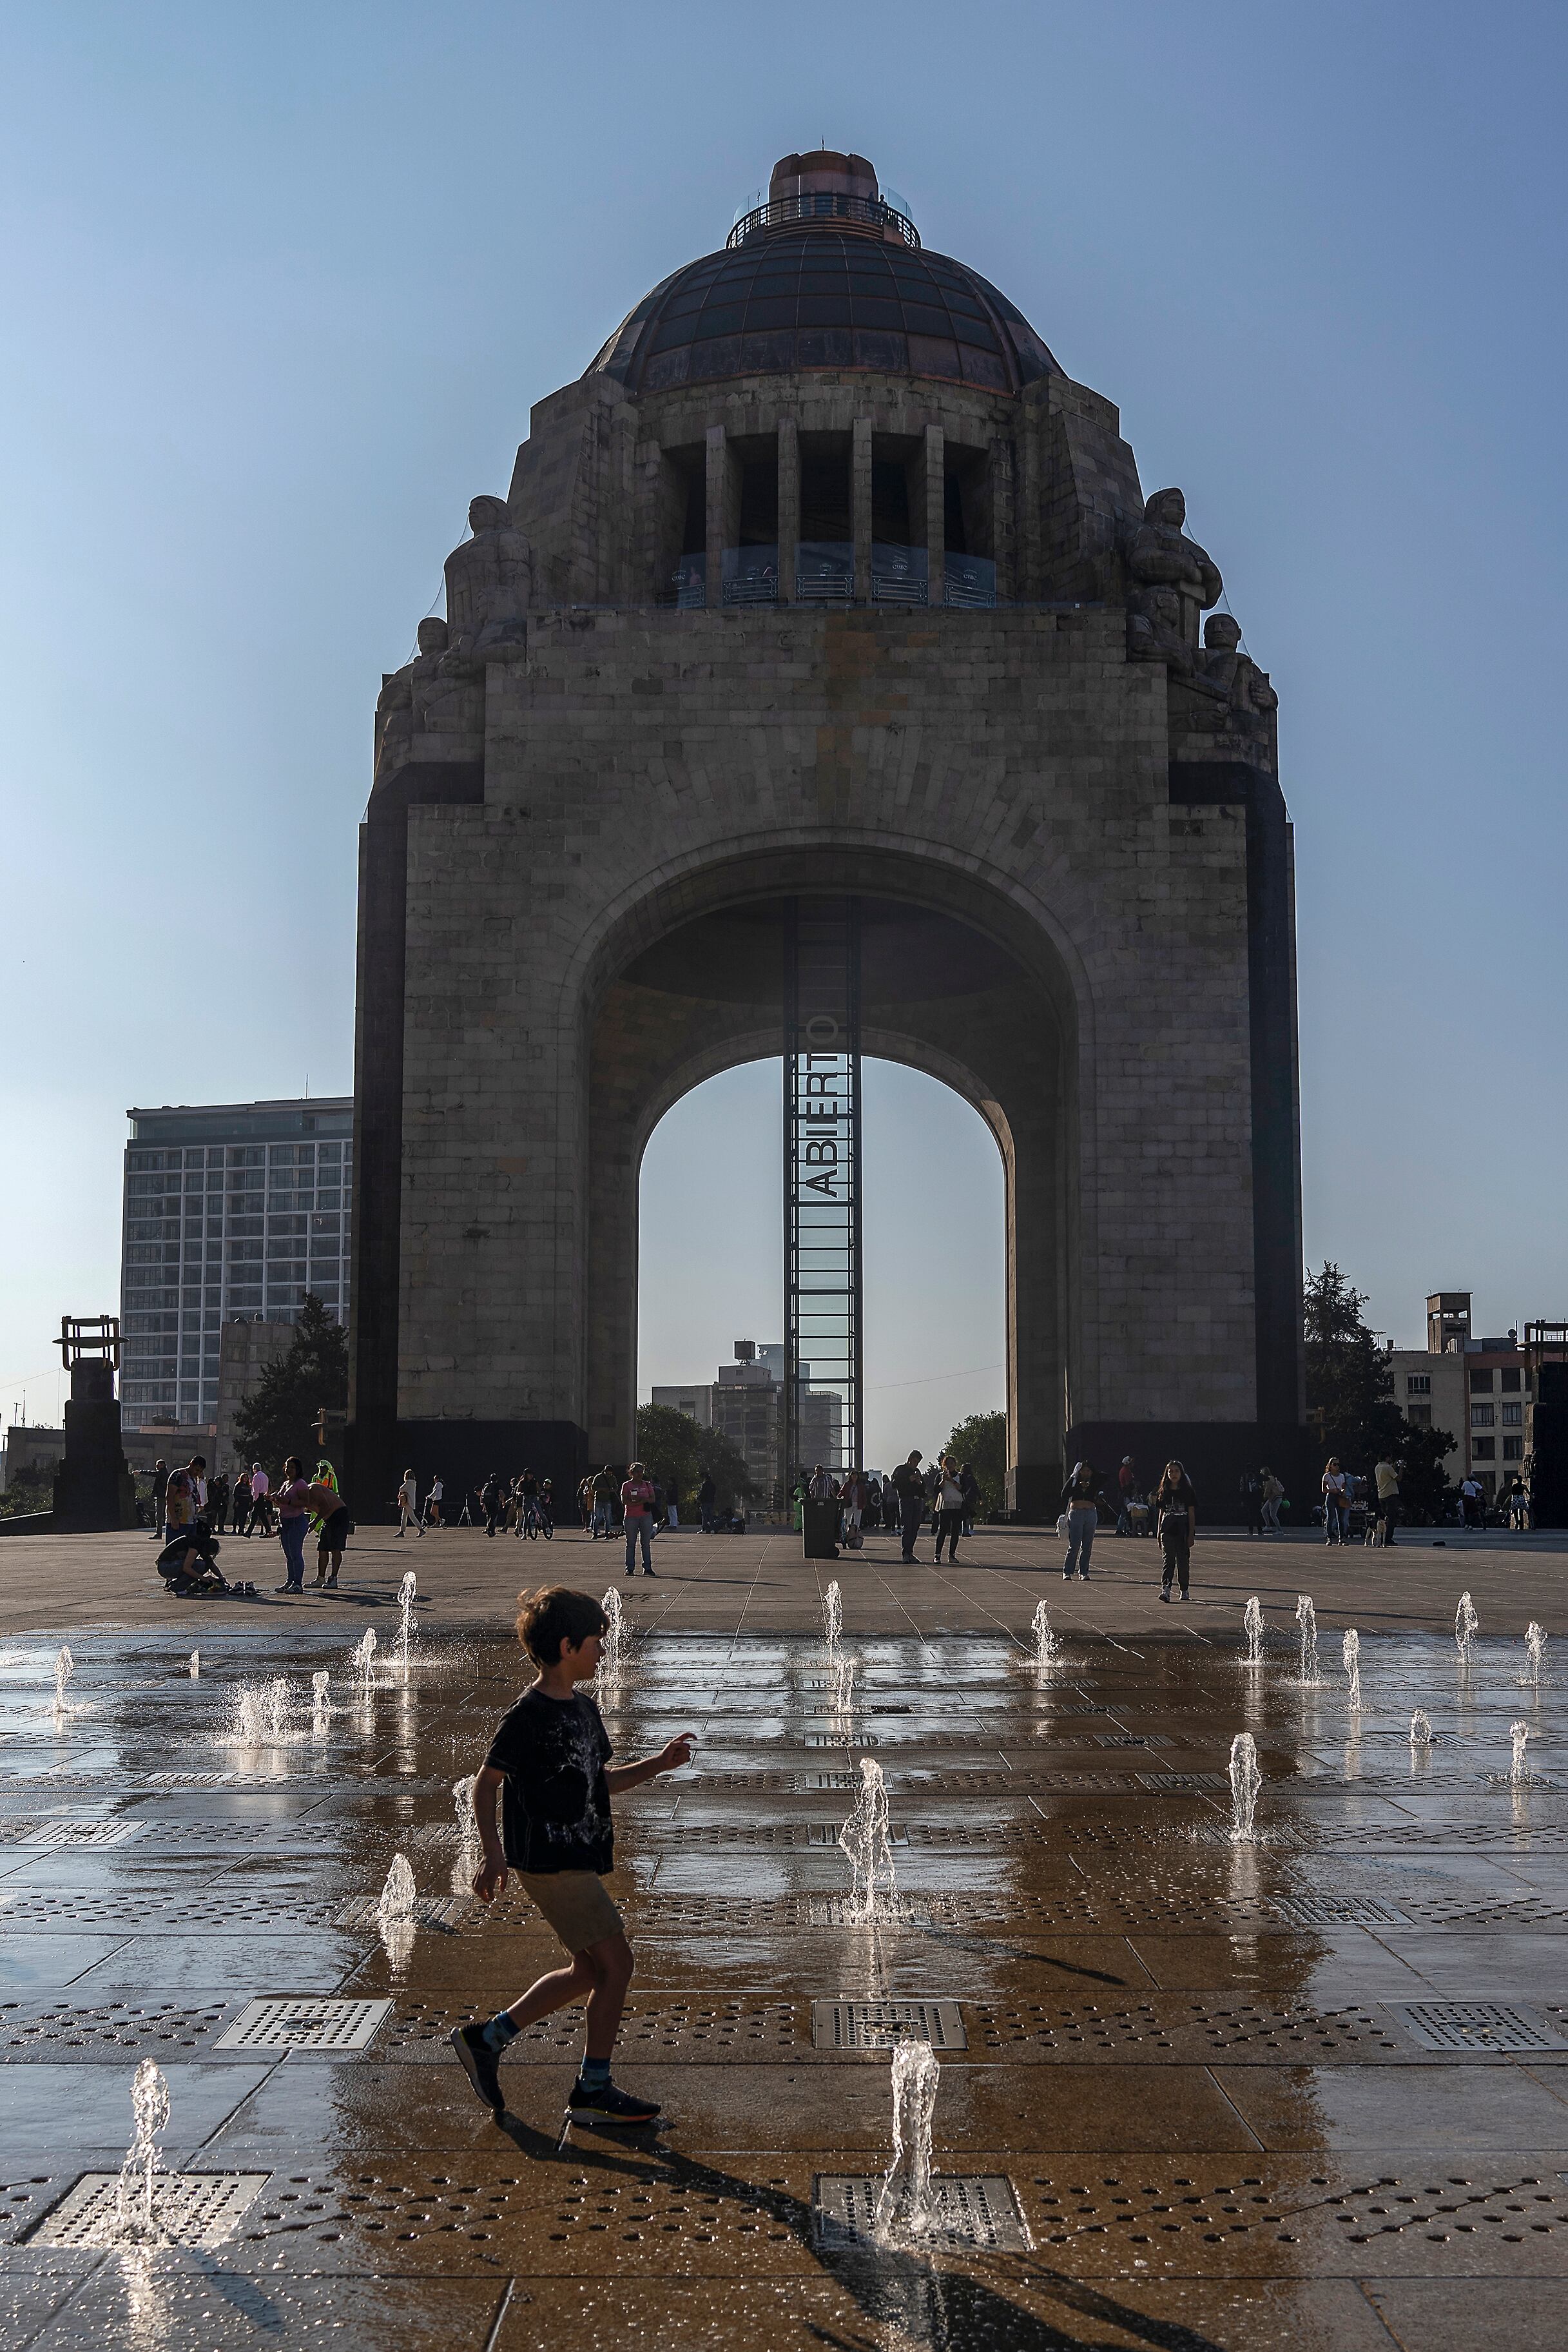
[634, 1404, 756, 1510]
[1302, 1262, 1457, 1521]
[232, 1296, 348, 1479]
[944, 1410, 1007, 1519]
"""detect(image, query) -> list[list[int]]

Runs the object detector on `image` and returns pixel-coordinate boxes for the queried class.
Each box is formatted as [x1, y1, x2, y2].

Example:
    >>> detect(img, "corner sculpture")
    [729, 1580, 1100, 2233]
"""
[347, 146, 1308, 1520]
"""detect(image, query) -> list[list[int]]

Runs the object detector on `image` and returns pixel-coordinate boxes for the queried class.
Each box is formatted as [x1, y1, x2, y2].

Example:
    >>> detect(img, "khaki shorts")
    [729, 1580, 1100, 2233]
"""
[516, 1869, 623, 1954]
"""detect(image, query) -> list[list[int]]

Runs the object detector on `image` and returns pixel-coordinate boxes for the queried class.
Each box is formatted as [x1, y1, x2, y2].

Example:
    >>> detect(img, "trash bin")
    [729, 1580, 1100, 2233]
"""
[802, 1500, 840, 1559]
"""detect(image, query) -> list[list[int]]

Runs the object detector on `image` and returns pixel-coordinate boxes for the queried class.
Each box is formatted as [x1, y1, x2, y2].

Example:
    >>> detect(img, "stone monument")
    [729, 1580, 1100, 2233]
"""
[348, 149, 1308, 1517]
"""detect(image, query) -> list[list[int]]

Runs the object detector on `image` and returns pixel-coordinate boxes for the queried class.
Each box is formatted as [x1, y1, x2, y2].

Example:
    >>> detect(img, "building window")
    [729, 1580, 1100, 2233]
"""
[1504, 1436, 1524, 1461]
[1469, 1368, 1494, 1394]
[1406, 1402, 1431, 1427]
[1473, 1437, 1496, 1460]
[1501, 1402, 1522, 1428]
[1471, 1404, 1494, 1429]
[1501, 1367, 1521, 1392]
[1405, 1373, 1431, 1396]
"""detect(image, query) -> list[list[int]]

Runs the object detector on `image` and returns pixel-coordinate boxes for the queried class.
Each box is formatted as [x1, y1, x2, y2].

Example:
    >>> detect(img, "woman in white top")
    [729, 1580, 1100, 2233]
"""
[933, 1458, 965, 1562]
[396, 1470, 423, 1539]
[1321, 1457, 1349, 1546]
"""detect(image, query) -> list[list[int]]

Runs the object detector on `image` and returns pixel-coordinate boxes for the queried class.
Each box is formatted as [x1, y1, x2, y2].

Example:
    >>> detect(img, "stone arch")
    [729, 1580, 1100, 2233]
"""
[579, 846, 1083, 1510]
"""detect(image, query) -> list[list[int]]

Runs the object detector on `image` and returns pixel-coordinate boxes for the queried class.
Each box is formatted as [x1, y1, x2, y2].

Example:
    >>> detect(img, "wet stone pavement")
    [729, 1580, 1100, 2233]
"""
[1, 1602, 1566, 2350]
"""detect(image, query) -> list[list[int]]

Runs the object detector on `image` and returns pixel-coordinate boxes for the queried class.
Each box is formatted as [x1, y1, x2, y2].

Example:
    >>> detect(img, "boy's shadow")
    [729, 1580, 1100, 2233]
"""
[494, 2115, 1227, 2351]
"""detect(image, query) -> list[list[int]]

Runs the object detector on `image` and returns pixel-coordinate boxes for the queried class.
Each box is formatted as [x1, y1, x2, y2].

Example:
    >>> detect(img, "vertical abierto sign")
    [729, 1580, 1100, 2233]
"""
[784, 899, 862, 1496]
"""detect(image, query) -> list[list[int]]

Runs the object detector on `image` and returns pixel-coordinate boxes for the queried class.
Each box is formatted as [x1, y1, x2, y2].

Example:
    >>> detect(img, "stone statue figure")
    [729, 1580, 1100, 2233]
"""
[1201, 613, 1277, 714]
[441, 494, 533, 672]
[1127, 487, 1223, 646]
[374, 618, 477, 778]
[1127, 587, 1226, 698]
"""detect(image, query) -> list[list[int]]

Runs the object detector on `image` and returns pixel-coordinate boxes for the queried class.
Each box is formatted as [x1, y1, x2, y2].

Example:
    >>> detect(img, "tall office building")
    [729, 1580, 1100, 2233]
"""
[120, 1098, 353, 1432]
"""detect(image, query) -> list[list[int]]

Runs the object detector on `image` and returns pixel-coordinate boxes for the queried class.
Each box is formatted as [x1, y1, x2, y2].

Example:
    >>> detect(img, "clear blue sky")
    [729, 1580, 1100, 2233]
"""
[3, 3, 1565, 1437]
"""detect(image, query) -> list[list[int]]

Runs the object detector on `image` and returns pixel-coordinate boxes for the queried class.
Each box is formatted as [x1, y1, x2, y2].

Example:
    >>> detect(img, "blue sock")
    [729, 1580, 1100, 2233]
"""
[579, 2055, 612, 2086]
[481, 2010, 519, 2053]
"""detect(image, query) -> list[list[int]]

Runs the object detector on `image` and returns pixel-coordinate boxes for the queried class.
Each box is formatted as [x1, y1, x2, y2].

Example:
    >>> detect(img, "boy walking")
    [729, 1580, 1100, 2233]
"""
[451, 1586, 694, 2124]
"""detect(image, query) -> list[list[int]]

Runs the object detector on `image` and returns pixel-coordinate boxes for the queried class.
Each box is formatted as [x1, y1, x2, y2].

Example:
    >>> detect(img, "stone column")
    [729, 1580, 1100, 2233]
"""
[704, 424, 727, 610]
[777, 417, 799, 604]
[922, 423, 945, 607]
[852, 417, 873, 601]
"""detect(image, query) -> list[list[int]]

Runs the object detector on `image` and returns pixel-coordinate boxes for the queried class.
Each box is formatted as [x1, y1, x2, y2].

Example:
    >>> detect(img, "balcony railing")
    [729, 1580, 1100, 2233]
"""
[944, 552, 996, 608]
[722, 546, 779, 606]
[871, 543, 927, 606]
[795, 542, 855, 605]
[657, 556, 706, 609]
[728, 191, 920, 250]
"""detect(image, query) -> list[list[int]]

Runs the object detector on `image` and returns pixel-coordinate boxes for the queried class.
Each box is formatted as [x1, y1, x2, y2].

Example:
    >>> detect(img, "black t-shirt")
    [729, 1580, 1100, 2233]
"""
[484, 1686, 614, 1874]
[1157, 1476, 1197, 1521]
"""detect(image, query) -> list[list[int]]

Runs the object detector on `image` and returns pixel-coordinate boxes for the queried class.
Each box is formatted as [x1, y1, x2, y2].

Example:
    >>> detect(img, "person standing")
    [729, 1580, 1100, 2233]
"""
[1373, 1454, 1400, 1548]
[1156, 1459, 1198, 1600]
[697, 1472, 716, 1533]
[1321, 1458, 1349, 1545]
[1239, 1467, 1264, 1537]
[590, 1466, 615, 1541]
[425, 1473, 444, 1529]
[933, 1458, 965, 1562]
[273, 1455, 314, 1593]
[247, 1463, 271, 1536]
[162, 1459, 196, 1548]
[313, 1473, 351, 1587]
[1059, 1461, 1108, 1580]
[1260, 1467, 1283, 1533]
[208, 1470, 229, 1535]
[621, 1461, 655, 1577]
[148, 1458, 169, 1539]
[839, 1468, 866, 1542]
[230, 1465, 252, 1535]
[891, 1451, 925, 1564]
[397, 1468, 422, 1538]
[1116, 1456, 1137, 1537]
[664, 1477, 681, 1531]
[958, 1464, 978, 1537]
[481, 1472, 502, 1537]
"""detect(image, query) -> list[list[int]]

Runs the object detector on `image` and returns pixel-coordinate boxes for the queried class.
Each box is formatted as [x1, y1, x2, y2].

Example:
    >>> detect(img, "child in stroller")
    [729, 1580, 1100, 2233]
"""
[155, 1522, 240, 1599]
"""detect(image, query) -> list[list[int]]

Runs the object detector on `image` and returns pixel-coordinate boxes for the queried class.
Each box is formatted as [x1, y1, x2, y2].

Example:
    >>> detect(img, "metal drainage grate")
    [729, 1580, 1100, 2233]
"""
[815, 2173, 1030, 2251]
[1389, 2003, 1568, 2054]
[1271, 1894, 1412, 1927]
[28, 2171, 271, 2249]
[1092, 1734, 1172, 1749]
[1137, 1773, 1230, 1791]
[804, 1733, 878, 1748]
[213, 1997, 392, 2054]
[812, 1999, 967, 2051]
[333, 1895, 468, 1930]
[140, 1771, 242, 1787]
[805, 1824, 909, 1849]
[0, 1818, 142, 1848]
[804, 1772, 857, 1790]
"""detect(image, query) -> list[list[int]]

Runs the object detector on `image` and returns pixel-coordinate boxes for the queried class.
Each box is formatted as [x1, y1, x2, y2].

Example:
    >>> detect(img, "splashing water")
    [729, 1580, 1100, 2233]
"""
[231, 1686, 266, 1745]
[452, 1773, 478, 1847]
[599, 1588, 624, 1681]
[188, 1651, 200, 1681]
[1295, 1595, 1319, 1681]
[823, 1581, 842, 1649]
[311, 1669, 330, 1730]
[1031, 1599, 1057, 1675]
[1342, 1627, 1362, 1713]
[1243, 1597, 1264, 1666]
[1410, 1707, 1434, 1748]
[1455, 1591, 1479, 1659]
[351, 1629, 377, 1685]
[113, 2057, 170, 2246]
[838, 1756, 898, 1923]
[53, 1646, 73, 1712]
[1525, 1622, 1548, 1682]
[396, 1571, 418, 1658]
[378, 1852, 417, 1921]
[1510, 1720, 1531, 1785]
[873, 2039, 941, 2238]
[1228, 1731, 1262, 1842]
[263, 1678, 289, 1742]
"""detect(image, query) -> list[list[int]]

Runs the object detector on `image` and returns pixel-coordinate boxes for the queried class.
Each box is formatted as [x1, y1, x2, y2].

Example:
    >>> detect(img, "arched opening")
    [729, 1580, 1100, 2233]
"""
[637, 1059, 1007, 1495]
[585, 872, 1075, 1513]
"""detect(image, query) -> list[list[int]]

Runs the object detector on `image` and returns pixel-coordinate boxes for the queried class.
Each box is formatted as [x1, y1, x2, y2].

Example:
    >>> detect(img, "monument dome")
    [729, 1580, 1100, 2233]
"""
[590, 148, 1058, 397]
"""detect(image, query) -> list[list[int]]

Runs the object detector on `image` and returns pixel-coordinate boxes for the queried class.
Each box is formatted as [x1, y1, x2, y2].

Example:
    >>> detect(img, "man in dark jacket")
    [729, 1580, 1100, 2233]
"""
[891, 1452, 925, 1564]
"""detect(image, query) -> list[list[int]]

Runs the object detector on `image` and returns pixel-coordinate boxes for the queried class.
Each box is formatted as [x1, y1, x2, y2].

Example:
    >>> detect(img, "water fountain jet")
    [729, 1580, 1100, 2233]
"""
[188, 1651, 200, 1680]
[1295, 1595, 1319, 1682]
[873, 2038, 940, 2238]
[53, 1646, 73, 1713]
[1455, 1591, 1479, 1661]
[311, 1669, 330, 1732]
[350, 1629, 377, 1686]
[377, 1852, 417, 1922]
[113, 2057, 170, 2246]
[599, 1588, 624, 1683]
[823, 1581, 842, 1650]
[396, 1570, 418, 1660]
[1342, 1628, 1362, 1714]
[838, 1756, 898, 1923]
[1525, 1622, 1548, 1683]
[1409, 1707, 1434, 1749]
[1228, 1731, 1262, 1841]
[1510, 1720, 1531, 1785]
[1031, 1599, 1057, 1677]
[1243, 1597, 1264, 1666]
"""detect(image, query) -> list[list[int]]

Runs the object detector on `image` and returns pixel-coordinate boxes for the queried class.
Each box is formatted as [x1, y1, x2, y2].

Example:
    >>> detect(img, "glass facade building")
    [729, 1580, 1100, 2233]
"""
[119, 1098, 353, 1432]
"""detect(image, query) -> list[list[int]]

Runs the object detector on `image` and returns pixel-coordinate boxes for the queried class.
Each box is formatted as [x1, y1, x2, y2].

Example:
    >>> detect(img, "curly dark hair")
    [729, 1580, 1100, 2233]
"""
[515, 1585, 609, 1666]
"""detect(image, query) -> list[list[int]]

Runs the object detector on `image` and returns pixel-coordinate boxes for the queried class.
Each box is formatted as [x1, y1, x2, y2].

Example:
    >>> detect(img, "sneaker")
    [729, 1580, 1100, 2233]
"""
[1159, 1588, 1170, 1602]
[643, 1566, 655, 1577]
[566, 2077, 660, 2124]
[450, 2022, 505, 2112]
